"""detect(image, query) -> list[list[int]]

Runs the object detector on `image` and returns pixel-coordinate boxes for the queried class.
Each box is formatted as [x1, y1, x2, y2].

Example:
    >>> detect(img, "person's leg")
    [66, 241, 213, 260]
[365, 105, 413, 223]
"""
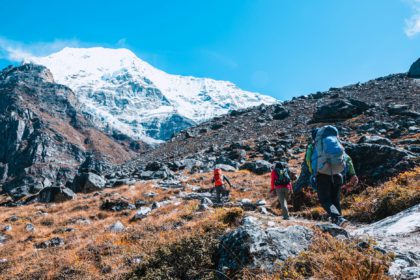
[276, 188, 289, 219]
[215, 186, 222, 203]
[316, 174, 341, 222]
[331, 174, 343, 215]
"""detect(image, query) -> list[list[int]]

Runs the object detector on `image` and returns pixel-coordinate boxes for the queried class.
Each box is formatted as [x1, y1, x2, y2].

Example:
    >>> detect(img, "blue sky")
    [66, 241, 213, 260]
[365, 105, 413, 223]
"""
[0, 0, 419, 100]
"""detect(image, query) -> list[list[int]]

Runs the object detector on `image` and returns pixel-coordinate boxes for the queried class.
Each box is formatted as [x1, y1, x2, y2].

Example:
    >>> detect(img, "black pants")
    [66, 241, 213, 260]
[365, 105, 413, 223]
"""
[215, 185, 229, 203]
[316, 174, 343, 222]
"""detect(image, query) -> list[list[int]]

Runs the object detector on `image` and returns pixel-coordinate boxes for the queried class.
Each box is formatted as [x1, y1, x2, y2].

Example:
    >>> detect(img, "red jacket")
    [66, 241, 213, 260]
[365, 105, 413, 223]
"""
[270, 170, 292, 192]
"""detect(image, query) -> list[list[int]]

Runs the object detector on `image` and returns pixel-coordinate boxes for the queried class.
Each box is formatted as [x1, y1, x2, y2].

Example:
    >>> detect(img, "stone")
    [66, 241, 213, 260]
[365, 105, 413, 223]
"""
[100, 199, 135, 211]
[35, 237, 64, 249]
[401, 267, 420, 280]
[0, 233, 11, 244]
[2, 225, 12, 232]
[131, 207, 152, 221]
[37, 186, 76, 203]
[387, 104, 420, 118]
[408, 58, 420, 78]
[344, 143, 415, 185]
[25, 223, 34, 232]
[134, 199, 148, 208]
[108, 221, 125, 233]
[358, 135, 393, 146]
[215, 216, 313, 272]
[240, 160, 272, 175]
[312, 98, 371, 122]
[215, 164, 236, 172]
[272, 106, 290, 120]
[151, 201, 161, 210]
[71, 172, 106, 193]
[316, 223, 349, 238]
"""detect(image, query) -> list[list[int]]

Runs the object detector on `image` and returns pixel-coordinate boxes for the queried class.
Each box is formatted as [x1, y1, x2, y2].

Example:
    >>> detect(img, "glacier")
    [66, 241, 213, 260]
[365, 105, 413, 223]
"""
[28, 47, 278, 143]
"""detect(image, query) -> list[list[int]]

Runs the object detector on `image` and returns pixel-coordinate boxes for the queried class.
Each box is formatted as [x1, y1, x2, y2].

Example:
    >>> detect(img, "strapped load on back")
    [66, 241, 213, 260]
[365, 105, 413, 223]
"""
[274, 162, 291, 186]
[213, 168, 224, 187]
[311, 125, 346, 176]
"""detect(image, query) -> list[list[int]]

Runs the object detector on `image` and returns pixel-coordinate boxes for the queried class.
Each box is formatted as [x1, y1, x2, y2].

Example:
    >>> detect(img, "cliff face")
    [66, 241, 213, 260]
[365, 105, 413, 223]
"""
[0, 64, 140, 199]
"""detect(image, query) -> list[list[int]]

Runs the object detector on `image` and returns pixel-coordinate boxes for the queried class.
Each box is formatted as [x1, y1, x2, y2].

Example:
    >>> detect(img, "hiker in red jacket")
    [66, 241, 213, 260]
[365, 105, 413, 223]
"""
[270, 162, 292, 220]
[211, 168, 233, 203]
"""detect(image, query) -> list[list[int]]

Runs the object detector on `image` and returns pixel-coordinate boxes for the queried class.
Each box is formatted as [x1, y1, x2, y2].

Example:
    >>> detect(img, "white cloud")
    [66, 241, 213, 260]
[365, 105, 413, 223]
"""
[404, 0, 420, 37]
[0, 37, 83, 62]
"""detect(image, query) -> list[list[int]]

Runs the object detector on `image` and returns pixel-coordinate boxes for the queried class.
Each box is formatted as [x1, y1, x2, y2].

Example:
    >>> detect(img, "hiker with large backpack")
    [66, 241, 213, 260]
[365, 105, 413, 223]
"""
[270, 162, 292, 220]
[211, 168, 233, 203]
[307, 125, 358, 226]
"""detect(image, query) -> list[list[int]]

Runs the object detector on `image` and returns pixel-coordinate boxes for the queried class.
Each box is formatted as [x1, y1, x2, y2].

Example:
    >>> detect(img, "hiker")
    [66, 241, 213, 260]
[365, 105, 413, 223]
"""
[270, 162, 292, 220]
[306, 125, 358, 226]
[211, 168, 233, 203]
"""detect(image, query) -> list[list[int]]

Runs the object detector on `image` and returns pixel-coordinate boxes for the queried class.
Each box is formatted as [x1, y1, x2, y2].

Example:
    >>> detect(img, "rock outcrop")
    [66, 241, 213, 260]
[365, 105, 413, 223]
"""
[408, 58, 420, 78]
[215, 216, 313, 272]
[0, 64, 138, 200]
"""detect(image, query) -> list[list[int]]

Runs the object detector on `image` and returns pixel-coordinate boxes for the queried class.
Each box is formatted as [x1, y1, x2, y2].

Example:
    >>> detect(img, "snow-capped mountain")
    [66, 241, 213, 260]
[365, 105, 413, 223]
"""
[28, 47, 277, 143]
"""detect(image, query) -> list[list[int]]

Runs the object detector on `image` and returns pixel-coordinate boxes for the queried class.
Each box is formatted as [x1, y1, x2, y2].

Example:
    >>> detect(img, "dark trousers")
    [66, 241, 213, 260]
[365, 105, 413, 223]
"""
[316, 174, 343, 222]
[215, 185, 229, 203]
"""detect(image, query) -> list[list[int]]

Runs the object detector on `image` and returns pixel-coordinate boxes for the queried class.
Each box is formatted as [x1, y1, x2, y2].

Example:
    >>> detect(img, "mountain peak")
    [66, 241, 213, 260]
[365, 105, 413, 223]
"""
[27, 47, 277, 143]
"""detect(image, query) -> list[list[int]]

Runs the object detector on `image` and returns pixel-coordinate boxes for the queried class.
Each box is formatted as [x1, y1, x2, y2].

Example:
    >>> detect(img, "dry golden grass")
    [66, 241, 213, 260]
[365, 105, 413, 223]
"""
[343, 167, 420, 222]
[1, 165, 416, 279]
[0, 178, 246, 280]
[276, 233, 393, 280]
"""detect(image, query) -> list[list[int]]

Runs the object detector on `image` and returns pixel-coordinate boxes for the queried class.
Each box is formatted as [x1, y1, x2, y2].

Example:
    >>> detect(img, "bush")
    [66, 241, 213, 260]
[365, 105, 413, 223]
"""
[278, 233, 393, 280]
[129, 232, 221, 280]
[345, 169, 420, 222]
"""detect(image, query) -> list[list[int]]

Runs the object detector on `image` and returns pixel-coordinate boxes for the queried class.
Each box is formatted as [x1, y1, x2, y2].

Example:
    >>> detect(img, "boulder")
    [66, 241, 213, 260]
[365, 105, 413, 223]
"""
[215, 164, 236, 172]
[215, 156, 240, 169]
[312, 98, 371, 122]
[0, 233, 11, 244]
[215, 217, 313, 272]
[100, 198, 135, 211]
[37, 186, 76, 203]
[108, 221, 125, 233]
[408, 58, 420, 78]
[240, 160, 272, 175]
[387, 104, 420, 118]
[272, 105, 290, 120]
[71, 172, 106, 193]
[131, 207, 152, 221]
[35, 237, 64, 249]
[358, 135, 393, 146]
[316, 223, 349, 238]
[344, 143, 416, 185]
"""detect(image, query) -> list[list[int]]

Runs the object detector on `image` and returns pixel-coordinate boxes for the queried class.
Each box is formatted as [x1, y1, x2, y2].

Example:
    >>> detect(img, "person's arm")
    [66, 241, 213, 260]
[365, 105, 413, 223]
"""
[223, 175, 233, 188]
[305, 144, 313, 174]
[343, 155, 358, 191]
[346, 156, 356, 177]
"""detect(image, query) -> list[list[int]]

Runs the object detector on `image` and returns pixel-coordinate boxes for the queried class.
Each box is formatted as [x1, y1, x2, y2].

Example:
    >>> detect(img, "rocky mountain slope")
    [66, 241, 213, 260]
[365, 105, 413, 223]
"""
[28, 47, 277, 143]
[0, 64, 141, 200]
[112, 72, 419, 187]
[0, 59, 419, 280]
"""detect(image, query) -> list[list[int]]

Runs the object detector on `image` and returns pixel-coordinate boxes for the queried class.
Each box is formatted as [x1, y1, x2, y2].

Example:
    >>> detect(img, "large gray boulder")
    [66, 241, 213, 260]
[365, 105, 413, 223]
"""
[240, 160, 272, 175]
[37, 186, 76, 203]
[344, 143, 416, 185]
[353, 204, 420, 280]
[312, 98, 371, 122]
[215, 216, 313, 272]
[358, 135, 393, 146]
[408, 58, 420, 78]
[71, 172, 106, 193]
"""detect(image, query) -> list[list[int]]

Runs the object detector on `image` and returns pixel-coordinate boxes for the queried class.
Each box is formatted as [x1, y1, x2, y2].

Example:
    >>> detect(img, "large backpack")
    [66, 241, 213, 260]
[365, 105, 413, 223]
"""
[213, 169, 224, 187]
[311, 125, 346, 175]
[274, 168, 291, 185]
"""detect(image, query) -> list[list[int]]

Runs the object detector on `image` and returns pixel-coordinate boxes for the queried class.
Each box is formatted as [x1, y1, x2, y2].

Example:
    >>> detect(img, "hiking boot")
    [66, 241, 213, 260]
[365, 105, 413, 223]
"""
[335, 217, 348, 227]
